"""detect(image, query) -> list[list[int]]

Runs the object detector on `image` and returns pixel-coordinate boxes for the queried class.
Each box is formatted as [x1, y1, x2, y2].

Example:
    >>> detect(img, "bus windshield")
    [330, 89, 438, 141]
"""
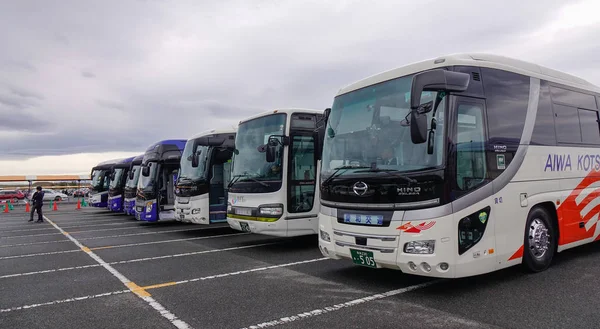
[125, 165, 141, 188]
[137, 162, 158, 191]
[321, 74, 446, 181]
[179, 141, 209, 182]
[231, 113, 286, 183]
[91, 170, 104, 188]
[109, 169, 124, 189]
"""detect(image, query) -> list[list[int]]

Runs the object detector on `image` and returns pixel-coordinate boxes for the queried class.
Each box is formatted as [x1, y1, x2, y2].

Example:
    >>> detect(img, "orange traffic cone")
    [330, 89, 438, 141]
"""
[52, 201, 58, 211]
[3, 203, 8, 213]
[76, 199, 81, 210]
[25, 202, 30, 213]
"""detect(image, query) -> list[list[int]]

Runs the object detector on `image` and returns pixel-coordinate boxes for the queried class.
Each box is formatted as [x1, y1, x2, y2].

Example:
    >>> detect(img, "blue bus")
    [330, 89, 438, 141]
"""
[89, 158, 120, 208]
[135, 140, 186, 222]
[107, 157, 135, 212]
[123, 154, 144, 216]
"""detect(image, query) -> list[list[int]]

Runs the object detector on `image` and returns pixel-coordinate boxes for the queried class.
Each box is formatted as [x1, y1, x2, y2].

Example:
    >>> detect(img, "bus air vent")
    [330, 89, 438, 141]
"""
[472, 72, 481, 81]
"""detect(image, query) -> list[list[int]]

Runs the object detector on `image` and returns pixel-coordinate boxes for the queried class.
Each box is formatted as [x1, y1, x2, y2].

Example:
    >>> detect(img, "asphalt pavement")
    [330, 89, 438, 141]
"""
[1, 207, 599, 329]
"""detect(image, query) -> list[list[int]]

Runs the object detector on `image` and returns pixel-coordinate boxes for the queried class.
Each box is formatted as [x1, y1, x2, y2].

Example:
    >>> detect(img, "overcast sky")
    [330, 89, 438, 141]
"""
[1, 0, 599, 175]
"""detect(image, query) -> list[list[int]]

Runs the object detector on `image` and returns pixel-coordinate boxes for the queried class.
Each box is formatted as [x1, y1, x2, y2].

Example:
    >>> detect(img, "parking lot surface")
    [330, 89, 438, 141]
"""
[1, 208, 600, 329]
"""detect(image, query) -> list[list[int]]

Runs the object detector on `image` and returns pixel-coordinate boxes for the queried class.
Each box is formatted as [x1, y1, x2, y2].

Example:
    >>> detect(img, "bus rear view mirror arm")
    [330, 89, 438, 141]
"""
[409, 69, 470, 144]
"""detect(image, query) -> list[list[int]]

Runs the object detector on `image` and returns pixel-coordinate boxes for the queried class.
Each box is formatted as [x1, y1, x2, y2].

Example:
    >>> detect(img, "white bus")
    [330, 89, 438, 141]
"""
[175, 128, 236, 224]
[318, 53, 600, 278]
[227, 109, 324, 237]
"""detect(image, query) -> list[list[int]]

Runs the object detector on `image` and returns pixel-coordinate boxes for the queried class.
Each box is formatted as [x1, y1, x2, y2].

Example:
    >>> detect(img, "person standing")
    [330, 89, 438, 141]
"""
[29, 186, 45, 223]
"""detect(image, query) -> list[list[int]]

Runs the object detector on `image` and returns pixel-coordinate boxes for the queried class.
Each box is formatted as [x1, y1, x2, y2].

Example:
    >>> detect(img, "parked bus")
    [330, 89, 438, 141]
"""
[135, 140, 186, 222]
[175, 128, 236, 224]
[107, 157, 135, 212]
[227, 109, 324, 237]
[89, 158, 120, 208]
[124, 154, 144, 216]
[317, 53, 600, 278]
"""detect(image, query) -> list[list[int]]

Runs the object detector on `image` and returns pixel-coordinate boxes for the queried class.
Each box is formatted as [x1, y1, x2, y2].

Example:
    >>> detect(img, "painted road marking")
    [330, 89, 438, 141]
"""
[0, 257, 327, 314]
[0, 239, 71, 248]
[0, 289, 131, 313]
[0, 231, 62, 239]
[44, 216, 191, 329]
[142, 258, 328, 291]
[1, 221, 134, 233]
[0, 226, 229, 247]
[0, 249, 81, 260]
[0, 226, 216, 239]
[239, 280, 441, 329]
[0, 242, 276, 279]
[89, 232, 248, 250]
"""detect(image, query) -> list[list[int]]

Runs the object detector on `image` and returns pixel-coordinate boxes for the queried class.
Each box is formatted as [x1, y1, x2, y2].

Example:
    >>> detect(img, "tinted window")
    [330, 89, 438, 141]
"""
[550, 86, 597, 109]
[531, 81, 557, 145]
[454, 66, 484, 97]
[579, 109, 600, 144]
[553, 104, 581, 143]
[288, 134, 316, 213]
[481, 68, 530, 146]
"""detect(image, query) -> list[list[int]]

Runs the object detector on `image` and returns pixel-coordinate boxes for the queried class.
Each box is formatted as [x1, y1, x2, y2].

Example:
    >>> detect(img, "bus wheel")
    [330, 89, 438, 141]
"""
[522, 207, 556, 272]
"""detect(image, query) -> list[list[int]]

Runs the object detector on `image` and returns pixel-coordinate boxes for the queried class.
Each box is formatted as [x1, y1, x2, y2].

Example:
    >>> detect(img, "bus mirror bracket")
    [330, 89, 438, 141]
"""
[410, 69, 470, 144]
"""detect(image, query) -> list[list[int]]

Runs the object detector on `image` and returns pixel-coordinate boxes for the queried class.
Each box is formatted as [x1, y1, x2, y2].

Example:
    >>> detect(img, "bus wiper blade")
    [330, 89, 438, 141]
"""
[227, 174, 245, 188]
[322, 166, 369, 185]
[356, 169, 418, 184]
[239, 176, 269, 187]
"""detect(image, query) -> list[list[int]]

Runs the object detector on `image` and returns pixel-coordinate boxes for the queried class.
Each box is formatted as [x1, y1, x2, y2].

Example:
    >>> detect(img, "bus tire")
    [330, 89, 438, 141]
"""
[522, 206, 556, 273]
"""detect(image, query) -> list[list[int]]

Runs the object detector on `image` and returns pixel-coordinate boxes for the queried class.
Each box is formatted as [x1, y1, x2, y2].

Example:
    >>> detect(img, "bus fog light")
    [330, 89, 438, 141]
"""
[320, 230, 331, 242]
[439, 262, 449, 271]
[404, 240, 435, 254]
[408, 261, 417, 271]
[259, 206, 283, 216]
[421, 262, 431, 272]
[191, 208, 201, 214]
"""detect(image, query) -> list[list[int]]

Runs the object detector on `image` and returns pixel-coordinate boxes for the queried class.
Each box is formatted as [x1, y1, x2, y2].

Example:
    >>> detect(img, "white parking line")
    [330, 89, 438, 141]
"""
[0, 289, 131, 313]
[0, 239, 71, 248]
[0, 241, 275, 279]
[1, 221, 133, 233]
[239, 280, 441, 329]
[89, 232, 248, 250]
[0, 231, 62, 239]
[0, 257, 329, 314]
[0, 249, 81, 260]
[76, 226, 224, 241]
[44, 216, 191, 329]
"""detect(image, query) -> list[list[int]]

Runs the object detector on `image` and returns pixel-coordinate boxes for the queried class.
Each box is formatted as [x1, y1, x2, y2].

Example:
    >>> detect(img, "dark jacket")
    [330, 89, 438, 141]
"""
[32, 191, 44, 207]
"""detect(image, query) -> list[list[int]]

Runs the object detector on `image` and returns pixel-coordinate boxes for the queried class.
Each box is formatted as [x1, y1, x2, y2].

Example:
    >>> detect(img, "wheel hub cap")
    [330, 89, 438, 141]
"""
[529, 218, 550, 259]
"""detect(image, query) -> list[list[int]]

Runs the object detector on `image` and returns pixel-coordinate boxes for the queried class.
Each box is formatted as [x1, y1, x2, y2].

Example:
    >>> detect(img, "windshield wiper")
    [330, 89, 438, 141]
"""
[228, 174, 269, 188]
[355, 168, 417, 184]
[322, 165, 370, 185]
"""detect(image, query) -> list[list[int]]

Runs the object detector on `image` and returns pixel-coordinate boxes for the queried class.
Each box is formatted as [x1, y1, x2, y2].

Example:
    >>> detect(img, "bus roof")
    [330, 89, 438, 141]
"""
[188, 127, 237, 140]
[131, 154, 144, 165]
[92, 158, 123, 170]
[336, 53, 600, 96]
[143, 139, 186, 163]
[113, 156, 135, 169]
[238, 108, 323, 125]
[145, 139, 187, 152]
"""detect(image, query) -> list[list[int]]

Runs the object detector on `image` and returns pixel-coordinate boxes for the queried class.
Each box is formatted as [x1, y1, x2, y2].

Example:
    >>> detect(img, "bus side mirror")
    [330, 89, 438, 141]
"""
[410, 69, 470, 144]
[191, 150, 201, 168]
[129, 170, 135, 180]
[266, 143, 276, 163]
[142, 165, 150, 177]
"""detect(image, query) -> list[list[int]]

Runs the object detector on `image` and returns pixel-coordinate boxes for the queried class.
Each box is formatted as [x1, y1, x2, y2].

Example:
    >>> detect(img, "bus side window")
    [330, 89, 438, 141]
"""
[289, 134, 316, 213]
[456, 102, 487, 192]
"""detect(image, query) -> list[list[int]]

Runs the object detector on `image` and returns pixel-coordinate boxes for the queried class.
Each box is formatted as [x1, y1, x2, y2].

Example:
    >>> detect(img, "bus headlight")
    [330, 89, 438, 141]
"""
[259, 205, 283, 216]
[320, 230, 331, 242]
[404, 240, 435, 254]
[191, 208, 201, 214]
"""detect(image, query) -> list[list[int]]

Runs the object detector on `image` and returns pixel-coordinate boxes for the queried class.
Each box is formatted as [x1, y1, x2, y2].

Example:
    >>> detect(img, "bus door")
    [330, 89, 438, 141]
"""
[449, 96, 497, 269]
[286, 130, 318, 219]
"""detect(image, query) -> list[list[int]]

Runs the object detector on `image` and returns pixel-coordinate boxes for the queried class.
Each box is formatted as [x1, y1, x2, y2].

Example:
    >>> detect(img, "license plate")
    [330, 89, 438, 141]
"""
[240, 222, 251, 232]
[350, 249, 377, 268]
[236, 208, 252, 216]
[343, 213, 384, 226]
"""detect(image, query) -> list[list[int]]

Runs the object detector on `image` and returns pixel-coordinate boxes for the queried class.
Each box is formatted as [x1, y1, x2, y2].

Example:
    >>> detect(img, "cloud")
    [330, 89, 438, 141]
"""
[0, 0, 598, 174]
